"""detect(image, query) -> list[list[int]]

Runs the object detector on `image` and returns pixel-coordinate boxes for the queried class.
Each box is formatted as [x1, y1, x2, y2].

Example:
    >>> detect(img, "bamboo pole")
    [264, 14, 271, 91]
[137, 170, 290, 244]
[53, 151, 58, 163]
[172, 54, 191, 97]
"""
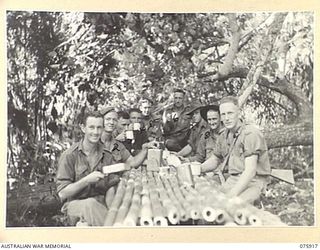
[113, 179, 135, 226]
[104, 179, 126, 226]
[140, 194, 154, 226]
[148, 174, 168, 226]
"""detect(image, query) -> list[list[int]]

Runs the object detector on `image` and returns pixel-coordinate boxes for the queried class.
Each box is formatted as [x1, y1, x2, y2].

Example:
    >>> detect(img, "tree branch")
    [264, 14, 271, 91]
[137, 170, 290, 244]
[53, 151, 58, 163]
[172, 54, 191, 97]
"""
[258, 77, 312, 119]
[200, 14, 241, 81]
[238, 13, 288, 107]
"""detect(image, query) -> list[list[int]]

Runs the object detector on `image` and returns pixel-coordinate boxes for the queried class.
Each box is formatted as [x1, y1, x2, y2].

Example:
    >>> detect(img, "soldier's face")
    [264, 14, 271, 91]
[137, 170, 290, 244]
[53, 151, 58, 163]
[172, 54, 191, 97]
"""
[117, 118, 130, 133]
[140, 102, 151, 116]
[219, 102, 240, 131]
[192, 110, 202, 123]
[81, 116, 104, 144]
[104, 111, 118, 133]
[130, 111, 142, 123]
[207, 110, 220, 130]
[173, 92, 184, 108]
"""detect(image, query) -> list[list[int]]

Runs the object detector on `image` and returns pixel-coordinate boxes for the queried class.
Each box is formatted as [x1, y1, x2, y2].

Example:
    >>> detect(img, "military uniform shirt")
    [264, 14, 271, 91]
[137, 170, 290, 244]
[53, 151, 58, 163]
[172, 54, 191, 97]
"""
[142, 114, 162, 139]
[190, 127, 221, 163]
[188, 120, 209, 155]
[163, 104, 191, 142]
[214, 122, 271, 175]
[104, 136, 131, 164]
[56, 140, 113, 201]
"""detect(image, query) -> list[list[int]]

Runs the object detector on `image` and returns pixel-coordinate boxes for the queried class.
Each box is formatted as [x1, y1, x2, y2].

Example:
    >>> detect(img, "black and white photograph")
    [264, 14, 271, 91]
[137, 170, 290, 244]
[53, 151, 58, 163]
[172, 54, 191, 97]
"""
[6, 10, 314, 230]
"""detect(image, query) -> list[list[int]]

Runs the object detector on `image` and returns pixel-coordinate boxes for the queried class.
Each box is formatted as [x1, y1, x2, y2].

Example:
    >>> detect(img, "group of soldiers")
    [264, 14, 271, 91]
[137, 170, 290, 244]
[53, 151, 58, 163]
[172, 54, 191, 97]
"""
[56, 89, 271, 226]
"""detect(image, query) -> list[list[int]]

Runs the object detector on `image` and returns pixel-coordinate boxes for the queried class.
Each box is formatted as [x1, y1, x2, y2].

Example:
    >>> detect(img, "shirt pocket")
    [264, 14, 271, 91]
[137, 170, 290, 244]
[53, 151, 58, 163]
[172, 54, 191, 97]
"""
[112, 151, 122, 163]
[75, 164, 89, 181]
[233, 141, 245, 158]
[205, 144, 215, 158]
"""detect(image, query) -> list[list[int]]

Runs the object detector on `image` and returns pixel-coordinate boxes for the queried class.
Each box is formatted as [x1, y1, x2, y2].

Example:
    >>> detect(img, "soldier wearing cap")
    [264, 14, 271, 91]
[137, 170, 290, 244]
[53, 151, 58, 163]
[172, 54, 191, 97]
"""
[163, 88, 192, 152]
[189, 104, 222, 163]
[101, 107, 156, 167]
[201, 96, 271, 203]
[56, 111, 119, 226]
[177, 102, 209, 157]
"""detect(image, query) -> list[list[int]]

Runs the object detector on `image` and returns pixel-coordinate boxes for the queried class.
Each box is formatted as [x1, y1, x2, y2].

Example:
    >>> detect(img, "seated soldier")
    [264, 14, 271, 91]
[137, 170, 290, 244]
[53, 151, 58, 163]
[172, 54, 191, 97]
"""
[139, 98, 162, 141]
[189, 104, 222, 163]
[128, 108, 149, 156]
[101, 107, 154, 166]
[113, 111, 130, 138]
[201, 96, 271, 204]
[56, 111, 118, 226]
[163, 88, 191, 152]
[177, 102, 209, 157]
[113, 110, 132, 153]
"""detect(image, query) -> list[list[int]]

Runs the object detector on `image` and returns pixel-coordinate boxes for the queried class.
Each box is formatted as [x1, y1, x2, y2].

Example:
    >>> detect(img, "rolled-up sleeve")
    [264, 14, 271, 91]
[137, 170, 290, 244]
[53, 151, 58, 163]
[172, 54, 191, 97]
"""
[56, 151, 75, 194]
[213, 134, 224, 159]
[191, 134, 206, 163]
[243, 130, 268, 158]
[119, 142, 131, 162]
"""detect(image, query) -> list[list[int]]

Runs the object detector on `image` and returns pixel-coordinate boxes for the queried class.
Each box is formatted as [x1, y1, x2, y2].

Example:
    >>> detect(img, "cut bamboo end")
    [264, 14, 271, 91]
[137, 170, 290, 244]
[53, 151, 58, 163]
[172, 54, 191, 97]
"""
[215, 209, 227, 225]
[190, 207, 201, 220]
[167, 209, 180, 225]
[202, 207, 217, 222]
[140, 217, 154, 226]
[153, 216, 168, 226]
[234, 209, 248, 225]
[179, 209, 189, 222]
[248, 215, 262, 226]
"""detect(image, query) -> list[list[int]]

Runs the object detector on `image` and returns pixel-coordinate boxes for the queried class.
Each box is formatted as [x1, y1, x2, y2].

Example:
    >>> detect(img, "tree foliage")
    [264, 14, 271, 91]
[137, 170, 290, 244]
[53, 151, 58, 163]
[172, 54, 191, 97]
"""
[6, 11, 313, 186]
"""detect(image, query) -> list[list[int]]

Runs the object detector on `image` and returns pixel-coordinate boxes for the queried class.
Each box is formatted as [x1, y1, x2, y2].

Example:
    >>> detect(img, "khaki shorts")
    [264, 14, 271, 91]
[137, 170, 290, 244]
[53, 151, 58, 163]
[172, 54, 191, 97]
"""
[219, 175, 270, 204]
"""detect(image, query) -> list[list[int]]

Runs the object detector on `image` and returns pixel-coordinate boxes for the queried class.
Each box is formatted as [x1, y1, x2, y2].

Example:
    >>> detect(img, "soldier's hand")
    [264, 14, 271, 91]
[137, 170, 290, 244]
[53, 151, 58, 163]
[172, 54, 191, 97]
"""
[124, 162, 131, 171]
[128, 123, 134, 130]
[83, 171, 105, 184]
[115, 132, 126, 141]
[171, 151, 187, 161]
[142, 141, 158, 150]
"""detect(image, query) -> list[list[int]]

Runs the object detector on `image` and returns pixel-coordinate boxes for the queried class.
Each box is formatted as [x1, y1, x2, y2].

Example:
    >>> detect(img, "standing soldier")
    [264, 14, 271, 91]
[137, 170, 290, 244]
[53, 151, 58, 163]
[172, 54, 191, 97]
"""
[190, 104, 222, 163]
[177, 102, 209, 157]
[201, 96, 271, 203]
[163, 88, 191, 152]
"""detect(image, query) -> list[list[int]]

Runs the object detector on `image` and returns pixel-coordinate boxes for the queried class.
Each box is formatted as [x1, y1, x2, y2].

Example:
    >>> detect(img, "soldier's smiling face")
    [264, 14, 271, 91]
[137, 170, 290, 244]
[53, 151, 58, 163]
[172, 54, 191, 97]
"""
[219, 102, 240, 131]
[104, 111, 118, 133]
[81, 116, 104, 144]
[130, 111, 142, 123]
[207, 110, 220, 130]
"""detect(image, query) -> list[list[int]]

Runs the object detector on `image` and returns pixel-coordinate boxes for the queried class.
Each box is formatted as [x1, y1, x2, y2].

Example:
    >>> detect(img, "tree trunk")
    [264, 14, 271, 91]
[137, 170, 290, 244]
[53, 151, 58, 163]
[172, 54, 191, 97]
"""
[263, 121, 313, 149]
